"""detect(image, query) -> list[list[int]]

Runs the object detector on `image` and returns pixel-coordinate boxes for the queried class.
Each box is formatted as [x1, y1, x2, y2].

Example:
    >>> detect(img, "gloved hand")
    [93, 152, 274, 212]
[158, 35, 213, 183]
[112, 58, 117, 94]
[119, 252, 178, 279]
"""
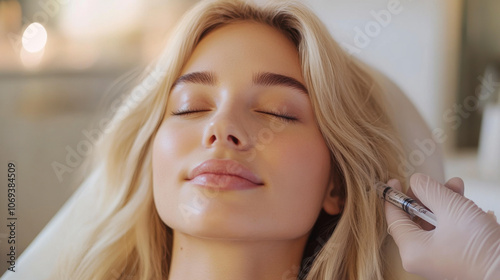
[385, 173, 500, 280]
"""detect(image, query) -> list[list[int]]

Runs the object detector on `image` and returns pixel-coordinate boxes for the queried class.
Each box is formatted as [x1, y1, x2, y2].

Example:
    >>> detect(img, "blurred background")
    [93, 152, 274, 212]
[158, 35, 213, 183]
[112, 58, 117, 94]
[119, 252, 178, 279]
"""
[0, 0, 499, 274]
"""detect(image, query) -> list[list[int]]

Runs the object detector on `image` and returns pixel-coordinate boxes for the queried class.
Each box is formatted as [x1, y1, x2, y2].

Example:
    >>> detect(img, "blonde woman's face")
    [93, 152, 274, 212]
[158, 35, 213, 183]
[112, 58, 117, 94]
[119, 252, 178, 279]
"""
[152, 21, 340, 241]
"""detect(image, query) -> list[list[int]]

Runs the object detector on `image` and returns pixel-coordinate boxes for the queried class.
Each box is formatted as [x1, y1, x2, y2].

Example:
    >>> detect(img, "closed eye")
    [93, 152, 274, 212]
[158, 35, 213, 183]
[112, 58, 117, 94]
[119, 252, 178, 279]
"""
[170, 108, 211, 116]
[256, 110, 298, 123]
[170, 108, 298, 123]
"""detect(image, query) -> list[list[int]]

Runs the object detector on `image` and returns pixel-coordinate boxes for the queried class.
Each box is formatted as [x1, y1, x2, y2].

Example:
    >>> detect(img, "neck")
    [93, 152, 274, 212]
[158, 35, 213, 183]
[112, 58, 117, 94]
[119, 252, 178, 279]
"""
[167, 230, 309, 280]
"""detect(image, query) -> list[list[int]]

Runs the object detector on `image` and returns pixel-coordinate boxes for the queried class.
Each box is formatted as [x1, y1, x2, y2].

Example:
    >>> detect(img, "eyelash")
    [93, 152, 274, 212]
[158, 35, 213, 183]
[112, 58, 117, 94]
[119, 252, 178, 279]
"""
[170, 108, 209, 116]
[255, 110, 298, 123]
[170, 108, 298, 123]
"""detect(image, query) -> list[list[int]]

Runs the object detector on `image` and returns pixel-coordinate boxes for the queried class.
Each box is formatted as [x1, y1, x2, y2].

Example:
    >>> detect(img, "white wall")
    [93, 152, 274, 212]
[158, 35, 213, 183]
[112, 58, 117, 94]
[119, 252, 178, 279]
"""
[304, 0, 463, 152]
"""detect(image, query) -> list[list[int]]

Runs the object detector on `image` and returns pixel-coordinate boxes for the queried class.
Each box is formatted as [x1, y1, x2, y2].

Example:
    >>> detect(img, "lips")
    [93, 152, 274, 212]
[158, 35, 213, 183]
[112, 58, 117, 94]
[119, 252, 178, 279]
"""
[187, 159, 264, 190]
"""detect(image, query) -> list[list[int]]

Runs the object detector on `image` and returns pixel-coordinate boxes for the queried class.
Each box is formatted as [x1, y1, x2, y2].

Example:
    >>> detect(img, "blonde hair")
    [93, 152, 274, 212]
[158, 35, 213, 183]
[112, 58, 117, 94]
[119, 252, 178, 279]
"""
[52, 0, 406, 279]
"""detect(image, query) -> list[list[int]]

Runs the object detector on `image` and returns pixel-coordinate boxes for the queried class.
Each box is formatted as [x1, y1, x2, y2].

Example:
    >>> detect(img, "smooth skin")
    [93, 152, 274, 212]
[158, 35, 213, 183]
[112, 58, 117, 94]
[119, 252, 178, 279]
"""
[152, 22, 342, 280]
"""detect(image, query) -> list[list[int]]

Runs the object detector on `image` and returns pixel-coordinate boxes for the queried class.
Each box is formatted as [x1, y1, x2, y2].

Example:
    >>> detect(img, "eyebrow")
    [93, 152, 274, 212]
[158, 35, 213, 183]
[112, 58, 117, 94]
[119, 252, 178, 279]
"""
[253, 71, 308, 94]
[172, 71, 308, 94]
[172, 71, 216, 88]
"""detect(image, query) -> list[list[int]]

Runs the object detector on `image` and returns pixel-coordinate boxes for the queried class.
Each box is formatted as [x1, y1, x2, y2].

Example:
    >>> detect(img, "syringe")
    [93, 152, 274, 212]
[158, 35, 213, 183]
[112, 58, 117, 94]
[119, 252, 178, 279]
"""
[376, 183, 437, 226]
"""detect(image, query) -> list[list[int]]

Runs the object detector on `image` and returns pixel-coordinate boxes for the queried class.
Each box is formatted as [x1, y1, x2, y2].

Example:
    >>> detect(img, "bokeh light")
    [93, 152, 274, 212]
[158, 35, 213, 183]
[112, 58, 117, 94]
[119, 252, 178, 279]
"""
[22, 22, 48, 53]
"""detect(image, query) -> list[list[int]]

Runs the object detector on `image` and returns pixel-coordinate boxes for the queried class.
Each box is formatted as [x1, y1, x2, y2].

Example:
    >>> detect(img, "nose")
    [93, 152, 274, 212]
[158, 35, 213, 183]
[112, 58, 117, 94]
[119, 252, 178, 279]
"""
[202, 111, 251, 151]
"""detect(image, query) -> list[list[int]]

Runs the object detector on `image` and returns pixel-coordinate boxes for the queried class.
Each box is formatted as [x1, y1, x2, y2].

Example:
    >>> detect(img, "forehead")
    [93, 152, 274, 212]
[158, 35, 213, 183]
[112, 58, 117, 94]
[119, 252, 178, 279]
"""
[180, 21, 304, 84]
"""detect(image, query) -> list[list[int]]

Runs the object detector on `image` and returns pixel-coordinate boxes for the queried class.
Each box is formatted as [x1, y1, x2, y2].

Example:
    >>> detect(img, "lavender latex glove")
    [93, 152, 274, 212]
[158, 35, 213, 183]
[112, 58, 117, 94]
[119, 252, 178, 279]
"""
[385, 173, 500, 280]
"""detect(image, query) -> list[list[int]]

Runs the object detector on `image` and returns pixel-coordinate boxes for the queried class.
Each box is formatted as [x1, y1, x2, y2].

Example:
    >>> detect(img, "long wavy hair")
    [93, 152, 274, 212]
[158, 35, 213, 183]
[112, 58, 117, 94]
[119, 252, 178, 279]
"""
[51, 0, 406, 279]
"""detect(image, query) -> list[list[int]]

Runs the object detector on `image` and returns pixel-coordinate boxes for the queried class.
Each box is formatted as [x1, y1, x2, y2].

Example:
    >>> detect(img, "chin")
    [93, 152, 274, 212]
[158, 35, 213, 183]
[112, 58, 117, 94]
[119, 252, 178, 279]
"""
[174, 216, 259, 240]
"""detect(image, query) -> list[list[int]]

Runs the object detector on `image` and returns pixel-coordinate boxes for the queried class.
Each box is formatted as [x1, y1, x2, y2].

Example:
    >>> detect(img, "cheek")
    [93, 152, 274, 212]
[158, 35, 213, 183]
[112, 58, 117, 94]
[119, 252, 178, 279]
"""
[262, 128, 331, 233]
[152, 123, 191, 182]
[152, 122, 199, 225]
[270, 128, 331, 188]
